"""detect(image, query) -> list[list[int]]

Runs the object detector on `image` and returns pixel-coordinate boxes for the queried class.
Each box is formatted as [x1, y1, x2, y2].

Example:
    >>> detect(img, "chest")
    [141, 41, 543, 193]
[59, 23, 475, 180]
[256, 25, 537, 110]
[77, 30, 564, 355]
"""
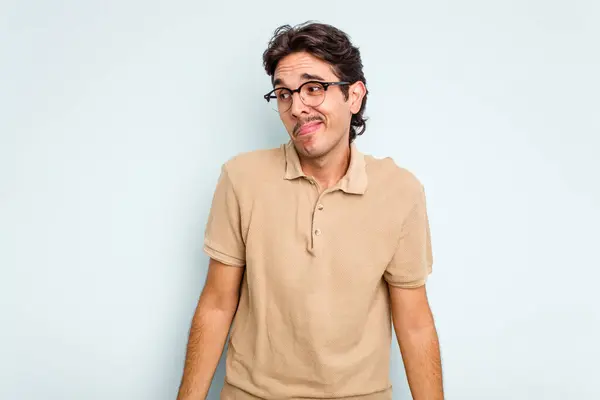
[241, 179, 402, 291]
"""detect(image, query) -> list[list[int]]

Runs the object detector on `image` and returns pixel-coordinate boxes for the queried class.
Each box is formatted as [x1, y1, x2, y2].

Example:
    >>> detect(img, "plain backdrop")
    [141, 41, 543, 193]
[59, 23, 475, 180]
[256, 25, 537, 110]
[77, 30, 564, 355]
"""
[1, 1, 599, 399]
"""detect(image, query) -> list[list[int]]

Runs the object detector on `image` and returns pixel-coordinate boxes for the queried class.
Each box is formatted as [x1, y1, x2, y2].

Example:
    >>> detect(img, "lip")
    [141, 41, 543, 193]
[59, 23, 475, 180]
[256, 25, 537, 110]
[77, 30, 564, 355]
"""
[297, 121, 323, 136]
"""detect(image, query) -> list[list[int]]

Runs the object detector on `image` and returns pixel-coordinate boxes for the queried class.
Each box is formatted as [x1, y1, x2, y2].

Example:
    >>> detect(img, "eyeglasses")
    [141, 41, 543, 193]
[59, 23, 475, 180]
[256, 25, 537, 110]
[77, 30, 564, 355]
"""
[263, 81, 350, 113]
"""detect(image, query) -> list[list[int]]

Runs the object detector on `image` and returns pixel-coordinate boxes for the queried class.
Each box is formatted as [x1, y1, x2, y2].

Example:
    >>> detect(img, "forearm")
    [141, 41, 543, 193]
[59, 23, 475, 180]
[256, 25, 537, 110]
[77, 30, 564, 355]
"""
[396, 325, 444, 399]
[177, 305, 235, 400]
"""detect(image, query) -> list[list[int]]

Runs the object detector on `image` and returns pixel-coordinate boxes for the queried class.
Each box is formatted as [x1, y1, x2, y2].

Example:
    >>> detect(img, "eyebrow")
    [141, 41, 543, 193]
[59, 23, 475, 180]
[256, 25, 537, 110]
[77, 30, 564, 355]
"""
[272, 73, 327, 88]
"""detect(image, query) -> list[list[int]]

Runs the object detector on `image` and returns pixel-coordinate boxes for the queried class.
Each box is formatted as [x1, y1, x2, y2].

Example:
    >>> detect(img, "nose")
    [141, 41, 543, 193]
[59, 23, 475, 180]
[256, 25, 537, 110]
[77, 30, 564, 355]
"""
[290, 91, 310, 118]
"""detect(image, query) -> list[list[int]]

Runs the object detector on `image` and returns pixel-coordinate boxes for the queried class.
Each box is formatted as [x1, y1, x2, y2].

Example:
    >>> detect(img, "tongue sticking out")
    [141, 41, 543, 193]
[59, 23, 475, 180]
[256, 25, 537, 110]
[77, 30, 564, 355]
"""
[297, 121, 322, 136]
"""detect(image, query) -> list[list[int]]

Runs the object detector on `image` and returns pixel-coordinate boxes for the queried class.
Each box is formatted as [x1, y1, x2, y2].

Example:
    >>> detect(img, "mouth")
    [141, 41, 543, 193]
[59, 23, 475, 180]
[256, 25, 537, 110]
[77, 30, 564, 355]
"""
[295, 121, 323, 137]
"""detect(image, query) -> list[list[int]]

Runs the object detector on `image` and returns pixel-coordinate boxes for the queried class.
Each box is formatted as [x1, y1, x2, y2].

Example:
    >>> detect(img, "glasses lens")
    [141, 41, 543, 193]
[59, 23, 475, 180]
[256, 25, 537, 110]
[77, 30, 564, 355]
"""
[270, 88, 291, 113]
[300, 82, 326, 107]
[266, 82, 327, 114]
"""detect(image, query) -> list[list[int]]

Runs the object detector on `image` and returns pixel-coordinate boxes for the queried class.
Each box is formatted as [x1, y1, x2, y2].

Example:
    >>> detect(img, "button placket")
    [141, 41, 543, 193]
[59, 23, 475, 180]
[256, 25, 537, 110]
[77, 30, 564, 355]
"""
[311, 191, 329, 248]
[306, 179, 335, 253]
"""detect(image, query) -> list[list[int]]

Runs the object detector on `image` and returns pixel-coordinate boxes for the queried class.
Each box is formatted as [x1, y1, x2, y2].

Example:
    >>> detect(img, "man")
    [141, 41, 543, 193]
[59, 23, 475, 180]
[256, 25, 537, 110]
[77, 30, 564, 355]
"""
[177, 22, 443, 400]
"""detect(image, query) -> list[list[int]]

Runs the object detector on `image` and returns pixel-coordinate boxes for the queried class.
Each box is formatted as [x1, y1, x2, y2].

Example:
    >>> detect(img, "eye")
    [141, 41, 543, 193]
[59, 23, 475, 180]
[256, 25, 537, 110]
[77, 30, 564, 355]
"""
[305, 83, 324, 95]
[276, 90, 291, 101]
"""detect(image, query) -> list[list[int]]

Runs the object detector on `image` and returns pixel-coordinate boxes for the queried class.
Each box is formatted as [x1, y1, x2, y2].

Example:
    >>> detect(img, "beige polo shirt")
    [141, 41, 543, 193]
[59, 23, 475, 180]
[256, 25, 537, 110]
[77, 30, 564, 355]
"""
[203, 141, 433, 400]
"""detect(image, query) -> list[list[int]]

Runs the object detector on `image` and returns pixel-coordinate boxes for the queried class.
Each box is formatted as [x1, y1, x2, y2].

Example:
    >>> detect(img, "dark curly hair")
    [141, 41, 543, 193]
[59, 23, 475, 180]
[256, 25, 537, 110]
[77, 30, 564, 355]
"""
[262, 22, 368, 143]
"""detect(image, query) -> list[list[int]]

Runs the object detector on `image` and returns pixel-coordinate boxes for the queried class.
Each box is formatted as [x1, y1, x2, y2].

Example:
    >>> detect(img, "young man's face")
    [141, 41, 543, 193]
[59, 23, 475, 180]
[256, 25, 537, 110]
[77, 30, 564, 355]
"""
[272, 51, 365, 159]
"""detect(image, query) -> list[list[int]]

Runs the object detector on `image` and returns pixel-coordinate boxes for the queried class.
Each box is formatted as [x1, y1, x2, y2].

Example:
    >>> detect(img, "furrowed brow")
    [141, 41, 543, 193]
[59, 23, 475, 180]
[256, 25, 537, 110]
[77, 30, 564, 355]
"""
[273, 73, 327, 88]
[301, 73, 326, 81]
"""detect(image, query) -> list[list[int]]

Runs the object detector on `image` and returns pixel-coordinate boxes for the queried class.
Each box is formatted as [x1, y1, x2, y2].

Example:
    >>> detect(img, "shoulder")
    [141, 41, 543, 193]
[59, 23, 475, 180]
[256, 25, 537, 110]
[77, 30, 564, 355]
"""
[219, 145, 285, 188]
[364, 154, 425, 198]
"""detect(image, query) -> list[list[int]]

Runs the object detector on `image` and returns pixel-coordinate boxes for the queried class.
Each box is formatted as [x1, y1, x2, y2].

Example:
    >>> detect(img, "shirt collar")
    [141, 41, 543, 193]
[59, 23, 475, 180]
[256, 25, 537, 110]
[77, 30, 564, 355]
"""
[283, 140, 368, 195]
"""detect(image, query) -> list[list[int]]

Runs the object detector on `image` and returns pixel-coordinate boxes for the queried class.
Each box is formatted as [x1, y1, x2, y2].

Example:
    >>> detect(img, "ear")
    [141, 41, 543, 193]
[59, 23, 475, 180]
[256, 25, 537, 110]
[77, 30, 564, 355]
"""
[349, 81, 367, 114]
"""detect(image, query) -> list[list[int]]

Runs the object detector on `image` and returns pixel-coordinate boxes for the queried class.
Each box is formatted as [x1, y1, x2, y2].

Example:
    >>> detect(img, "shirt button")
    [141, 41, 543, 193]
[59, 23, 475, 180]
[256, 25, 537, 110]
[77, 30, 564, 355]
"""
[317, 204, 324, 211]
[314, 228, 321, 236]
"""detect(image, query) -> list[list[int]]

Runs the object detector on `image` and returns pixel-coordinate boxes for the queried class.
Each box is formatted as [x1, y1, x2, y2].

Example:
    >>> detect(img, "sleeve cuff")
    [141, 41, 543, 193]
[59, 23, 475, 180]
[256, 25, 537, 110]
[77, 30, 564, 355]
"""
[203, 242, 245, 267]
[385, 275, 429, 289]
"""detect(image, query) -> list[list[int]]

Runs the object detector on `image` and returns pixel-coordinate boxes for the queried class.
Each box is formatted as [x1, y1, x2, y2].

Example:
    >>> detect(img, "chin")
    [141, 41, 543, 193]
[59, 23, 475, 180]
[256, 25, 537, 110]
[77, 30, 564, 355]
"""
[294, 138, 330, 159]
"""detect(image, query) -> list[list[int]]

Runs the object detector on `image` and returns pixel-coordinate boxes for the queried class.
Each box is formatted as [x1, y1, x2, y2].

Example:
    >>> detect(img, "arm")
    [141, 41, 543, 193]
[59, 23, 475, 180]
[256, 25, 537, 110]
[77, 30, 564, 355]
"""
[390, 284, 443, 400]
[176, 258, 244, 400]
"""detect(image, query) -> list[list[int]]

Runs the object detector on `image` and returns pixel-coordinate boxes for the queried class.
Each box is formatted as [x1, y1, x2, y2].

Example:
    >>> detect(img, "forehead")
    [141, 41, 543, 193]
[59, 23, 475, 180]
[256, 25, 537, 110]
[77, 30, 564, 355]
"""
[274, 52, 337, 85]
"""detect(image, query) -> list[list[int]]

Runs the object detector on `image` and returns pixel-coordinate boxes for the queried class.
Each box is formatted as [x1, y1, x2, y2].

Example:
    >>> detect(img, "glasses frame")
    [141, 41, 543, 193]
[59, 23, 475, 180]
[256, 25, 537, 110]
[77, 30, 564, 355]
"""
[263, 80, 351, 113]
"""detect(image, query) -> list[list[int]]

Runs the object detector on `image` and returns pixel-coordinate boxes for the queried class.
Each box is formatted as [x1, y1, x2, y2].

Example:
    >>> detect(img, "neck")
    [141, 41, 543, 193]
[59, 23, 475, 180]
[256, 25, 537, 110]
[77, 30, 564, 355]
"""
[300, 140, 351, 191]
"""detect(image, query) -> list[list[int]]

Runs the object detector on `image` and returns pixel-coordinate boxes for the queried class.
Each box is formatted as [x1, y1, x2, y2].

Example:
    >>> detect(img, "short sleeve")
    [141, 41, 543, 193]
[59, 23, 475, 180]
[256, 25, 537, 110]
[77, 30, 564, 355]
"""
[384, 185, 433, 288]
[203, 165, 246, 266]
